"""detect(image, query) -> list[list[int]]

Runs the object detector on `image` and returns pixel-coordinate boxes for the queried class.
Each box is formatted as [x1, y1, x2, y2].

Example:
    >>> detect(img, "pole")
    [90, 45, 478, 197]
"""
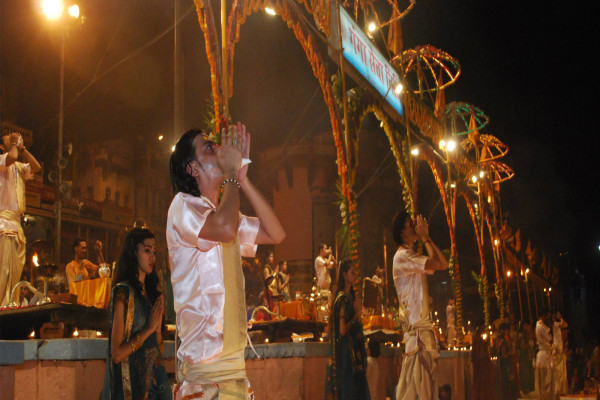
[515, 270, 523, 322]
[335, 0, 351, 170]
[383, 230, 388, 307]
[174, 0, 180, 141]
[525, 273, 533, 323]
[55, 32, 65, 266]
[221, 0, 228, 116]
[533, 281, 539, 319]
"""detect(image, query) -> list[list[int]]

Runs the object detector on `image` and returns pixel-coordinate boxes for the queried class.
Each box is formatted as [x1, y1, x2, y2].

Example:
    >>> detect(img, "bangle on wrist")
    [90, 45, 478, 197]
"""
[423, 240, 432, 245]
[221, 178, 240, 190]
[130, 333, 143, 353]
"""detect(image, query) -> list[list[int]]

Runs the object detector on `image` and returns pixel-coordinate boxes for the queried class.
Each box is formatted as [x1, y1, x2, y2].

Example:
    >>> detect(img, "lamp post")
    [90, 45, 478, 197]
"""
[41, 0, 83, 265]
[524, 267, 533, 323]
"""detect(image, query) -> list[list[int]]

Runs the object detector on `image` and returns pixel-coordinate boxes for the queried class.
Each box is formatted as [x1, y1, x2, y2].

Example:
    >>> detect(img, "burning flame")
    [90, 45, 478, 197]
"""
[32, 252, 39, 267]
[73, 328, 79, 338]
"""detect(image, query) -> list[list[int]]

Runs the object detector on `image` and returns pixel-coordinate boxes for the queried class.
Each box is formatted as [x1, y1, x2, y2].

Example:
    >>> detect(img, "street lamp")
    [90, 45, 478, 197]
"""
[41, 0, 63, 20]
[41, 0, 83, 265]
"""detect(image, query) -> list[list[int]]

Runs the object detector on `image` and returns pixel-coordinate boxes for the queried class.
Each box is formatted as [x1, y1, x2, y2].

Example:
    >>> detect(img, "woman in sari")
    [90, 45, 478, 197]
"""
[101, 227, 172, 399]
[330, 259, 370, 400]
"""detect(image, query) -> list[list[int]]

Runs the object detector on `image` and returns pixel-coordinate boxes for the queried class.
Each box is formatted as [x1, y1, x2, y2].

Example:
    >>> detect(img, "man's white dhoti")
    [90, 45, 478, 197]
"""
[393, 247, 438, 400]
[0, 211, 26, 306]
[535, 319, 556, 400]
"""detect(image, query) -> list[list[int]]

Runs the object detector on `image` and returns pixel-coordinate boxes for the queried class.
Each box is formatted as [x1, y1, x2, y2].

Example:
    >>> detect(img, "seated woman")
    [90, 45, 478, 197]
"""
[100, 228, 171, 400]
[330, 259, 370, 400]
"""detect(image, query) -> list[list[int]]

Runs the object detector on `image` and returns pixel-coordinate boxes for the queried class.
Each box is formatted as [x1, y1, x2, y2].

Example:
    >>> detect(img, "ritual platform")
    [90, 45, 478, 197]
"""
[0, 339, 473, 400]
[248, 317, 327, 343]
[0, 303, 108, 340]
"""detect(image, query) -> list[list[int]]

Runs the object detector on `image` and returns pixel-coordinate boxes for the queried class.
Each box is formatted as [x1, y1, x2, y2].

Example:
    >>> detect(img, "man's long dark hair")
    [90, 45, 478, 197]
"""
[169, 128, 204, 196]
[112, 228, 161, 304]
[392, 211, 412, 246]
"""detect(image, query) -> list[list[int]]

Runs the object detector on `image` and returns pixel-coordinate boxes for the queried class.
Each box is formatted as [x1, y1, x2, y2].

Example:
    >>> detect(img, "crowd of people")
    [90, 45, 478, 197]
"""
[470, 310, 600, 399]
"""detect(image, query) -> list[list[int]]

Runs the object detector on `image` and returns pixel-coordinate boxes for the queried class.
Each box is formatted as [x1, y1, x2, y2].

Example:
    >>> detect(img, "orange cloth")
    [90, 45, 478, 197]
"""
[71, 277, 111, 308]
[363, 315, 395, 331]
[279, 300, 316, 320]
[66, 259, 99, 293]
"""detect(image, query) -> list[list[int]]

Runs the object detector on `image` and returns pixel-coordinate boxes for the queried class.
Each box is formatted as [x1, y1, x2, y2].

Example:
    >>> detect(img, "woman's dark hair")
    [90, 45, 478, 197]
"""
[335, 258, 355, 297]
[169, 128, 204, 196]
[263, 250, 274, 265]
[392, 211, 412, 246]
[113, 228, 161, 304]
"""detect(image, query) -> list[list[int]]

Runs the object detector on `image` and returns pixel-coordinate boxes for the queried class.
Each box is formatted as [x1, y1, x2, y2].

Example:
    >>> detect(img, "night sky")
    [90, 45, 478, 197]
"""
[1, 1, 598, 335]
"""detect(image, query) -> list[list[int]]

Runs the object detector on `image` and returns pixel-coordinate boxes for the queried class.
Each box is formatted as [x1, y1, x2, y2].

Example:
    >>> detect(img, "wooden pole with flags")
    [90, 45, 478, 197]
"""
[383, 229, 388, 306]
[221, 0, 228, 117]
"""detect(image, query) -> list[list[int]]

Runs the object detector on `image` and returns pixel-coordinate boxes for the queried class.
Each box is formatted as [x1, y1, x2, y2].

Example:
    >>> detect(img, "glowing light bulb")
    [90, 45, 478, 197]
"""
[67, 4, 79, 19]
[42, 0, 64, 20]
[368, 22, 377, 33]
[394, 82, 403, 96]
[439, 140, 446, 149]
[471, 175, 478, 183]
[446, 140, 456, 152]
[265, 7, 276, 15]
[479, 171, 485, 178]
[171, 145, 176, 152]
[158, 135, 164, 141]
[411, 147, 419, 156]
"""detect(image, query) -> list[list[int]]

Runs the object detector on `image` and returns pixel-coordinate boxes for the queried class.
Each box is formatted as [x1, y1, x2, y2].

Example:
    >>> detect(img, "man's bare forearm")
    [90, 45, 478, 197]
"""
[211, 178, 240, 240]
[21, 148, 41, 173]
[240, 178, 285, 244]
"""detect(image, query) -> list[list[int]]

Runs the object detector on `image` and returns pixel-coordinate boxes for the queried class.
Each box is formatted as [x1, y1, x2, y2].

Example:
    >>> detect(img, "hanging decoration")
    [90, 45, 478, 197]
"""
[445, 102, 489, 136]
[393, 45, 461, 107]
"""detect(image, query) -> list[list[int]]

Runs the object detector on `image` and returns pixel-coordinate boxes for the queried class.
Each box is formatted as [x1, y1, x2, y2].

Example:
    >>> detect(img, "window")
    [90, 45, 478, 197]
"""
[115, 191, 121, 205]
[105, 187, 111, 202]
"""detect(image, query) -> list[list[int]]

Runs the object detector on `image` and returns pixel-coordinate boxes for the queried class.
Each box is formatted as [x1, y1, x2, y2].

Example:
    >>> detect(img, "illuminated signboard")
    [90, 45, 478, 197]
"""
[329, 6, 404, 117]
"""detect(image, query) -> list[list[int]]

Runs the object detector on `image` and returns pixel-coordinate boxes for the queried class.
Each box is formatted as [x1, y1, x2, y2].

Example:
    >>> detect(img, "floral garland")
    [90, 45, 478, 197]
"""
[486, 215, 507, 320]
[192, 0, 224, 132]
[462, 190, 490, 328]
